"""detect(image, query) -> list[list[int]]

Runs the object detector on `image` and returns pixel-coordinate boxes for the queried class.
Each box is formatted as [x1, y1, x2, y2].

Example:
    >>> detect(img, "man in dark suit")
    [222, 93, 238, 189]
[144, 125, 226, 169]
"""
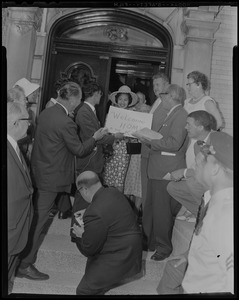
[7, 102, 34, 293]
[138, 84, 188, 261]
[72, 82, 122, 215]
[72, 171, 142, 295]
[16, 81, 108, 281]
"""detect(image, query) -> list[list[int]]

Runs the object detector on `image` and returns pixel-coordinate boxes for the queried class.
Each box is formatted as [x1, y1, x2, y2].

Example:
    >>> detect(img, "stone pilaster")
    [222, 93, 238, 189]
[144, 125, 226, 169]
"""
[181, 8, 220, 88]
[6, 7, 42, 88]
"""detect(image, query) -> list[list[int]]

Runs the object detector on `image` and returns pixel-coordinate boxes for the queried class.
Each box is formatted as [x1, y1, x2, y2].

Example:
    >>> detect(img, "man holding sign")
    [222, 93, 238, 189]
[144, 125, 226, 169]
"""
[138, 84, 188, 261]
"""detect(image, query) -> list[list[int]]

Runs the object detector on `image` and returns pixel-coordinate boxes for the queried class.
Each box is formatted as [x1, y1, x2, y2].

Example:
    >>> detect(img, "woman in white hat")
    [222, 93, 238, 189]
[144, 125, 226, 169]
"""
[103, 86, 138, 193]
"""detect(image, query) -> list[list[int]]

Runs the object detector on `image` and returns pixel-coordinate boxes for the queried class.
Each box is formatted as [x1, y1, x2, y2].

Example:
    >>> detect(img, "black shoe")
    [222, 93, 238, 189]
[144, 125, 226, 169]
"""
[150, 251, 170, 261]
[49, 208, 58, 218]
[58, 210, 72, 219]
[16, 264, 49, 280]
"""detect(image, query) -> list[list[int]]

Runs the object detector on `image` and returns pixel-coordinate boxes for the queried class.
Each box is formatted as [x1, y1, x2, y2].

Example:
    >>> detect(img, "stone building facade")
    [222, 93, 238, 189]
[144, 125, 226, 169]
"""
[2, 5, 237, 135]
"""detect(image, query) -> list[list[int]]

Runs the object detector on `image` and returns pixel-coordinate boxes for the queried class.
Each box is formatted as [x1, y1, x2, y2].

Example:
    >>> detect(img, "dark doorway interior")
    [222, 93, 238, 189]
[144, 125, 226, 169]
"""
[108, 58, 165, 106]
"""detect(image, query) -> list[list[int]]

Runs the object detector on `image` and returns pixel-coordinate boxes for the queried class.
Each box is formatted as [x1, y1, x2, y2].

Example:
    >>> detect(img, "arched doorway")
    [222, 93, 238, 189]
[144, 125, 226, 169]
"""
[41, 8, 173, 124]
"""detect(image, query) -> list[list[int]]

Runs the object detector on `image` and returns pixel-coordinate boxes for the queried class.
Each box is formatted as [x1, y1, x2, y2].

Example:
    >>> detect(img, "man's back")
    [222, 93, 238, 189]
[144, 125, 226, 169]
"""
[77, 186, 142, 291]
[31, 104, 95, 191]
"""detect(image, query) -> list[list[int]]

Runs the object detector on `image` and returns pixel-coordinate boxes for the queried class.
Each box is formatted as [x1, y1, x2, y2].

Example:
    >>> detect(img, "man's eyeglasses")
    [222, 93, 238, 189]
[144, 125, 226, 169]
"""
[19, 118, 31, 121]
[186, 81, 196, 87]
[159, 93, 169, 96]
[14, 117, 31, 125]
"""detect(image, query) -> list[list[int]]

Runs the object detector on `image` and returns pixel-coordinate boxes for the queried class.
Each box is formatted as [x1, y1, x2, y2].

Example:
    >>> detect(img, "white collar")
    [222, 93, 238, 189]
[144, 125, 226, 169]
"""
[85, 101, 95, 112]
[167, 104, 181, 117]
[56, 102, 69, 115]
[7, 134, 21, 160]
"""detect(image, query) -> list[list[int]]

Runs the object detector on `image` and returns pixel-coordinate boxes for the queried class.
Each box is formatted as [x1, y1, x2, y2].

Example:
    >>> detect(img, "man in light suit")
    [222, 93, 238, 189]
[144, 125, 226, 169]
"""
[7, 102, 33, 293]
[138, 84, 188, 260]
[16, 82, 108, 281]
[141, 73, 169, 210]
[72, 171, 142, 295]
[168, 110, 216, 218]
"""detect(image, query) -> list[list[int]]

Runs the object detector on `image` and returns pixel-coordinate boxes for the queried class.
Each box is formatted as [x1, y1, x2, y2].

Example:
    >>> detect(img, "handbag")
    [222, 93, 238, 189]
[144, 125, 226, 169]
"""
[126, 142, 141, 155]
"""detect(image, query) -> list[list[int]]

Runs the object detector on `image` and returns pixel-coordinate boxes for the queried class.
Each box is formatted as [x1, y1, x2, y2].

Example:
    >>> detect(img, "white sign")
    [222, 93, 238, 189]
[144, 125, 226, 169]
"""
[105, 106, 153, 137]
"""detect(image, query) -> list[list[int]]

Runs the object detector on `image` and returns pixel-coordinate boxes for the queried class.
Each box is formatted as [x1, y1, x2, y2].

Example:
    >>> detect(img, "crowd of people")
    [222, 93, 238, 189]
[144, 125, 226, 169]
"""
[7, 70, 233, 295]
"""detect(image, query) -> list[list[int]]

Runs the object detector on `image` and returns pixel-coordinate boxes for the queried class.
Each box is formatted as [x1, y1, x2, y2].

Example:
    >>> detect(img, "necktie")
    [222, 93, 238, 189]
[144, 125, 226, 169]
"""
[16, 145, 27, 171]
[194, 194, 209, 235]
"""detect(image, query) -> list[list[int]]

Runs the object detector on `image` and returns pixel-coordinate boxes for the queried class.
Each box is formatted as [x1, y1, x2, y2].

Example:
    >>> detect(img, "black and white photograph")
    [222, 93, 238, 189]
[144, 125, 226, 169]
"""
[3, 1, 236, 297]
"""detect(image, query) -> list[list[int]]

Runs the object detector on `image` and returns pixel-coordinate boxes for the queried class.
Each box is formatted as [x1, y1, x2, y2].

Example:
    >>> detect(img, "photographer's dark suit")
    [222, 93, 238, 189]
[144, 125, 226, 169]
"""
[75, 186, 142, 295]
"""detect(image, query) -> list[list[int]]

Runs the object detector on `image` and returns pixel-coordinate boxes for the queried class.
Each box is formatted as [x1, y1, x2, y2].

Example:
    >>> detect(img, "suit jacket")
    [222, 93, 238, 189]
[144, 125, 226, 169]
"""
[31, 104, 96, 192]
[75, 103, 114, 174]
[141, 101, 168, 158]
[7, 141, 33, 257]
[76, 187, 142, 290]
[147, 105, 188, 180]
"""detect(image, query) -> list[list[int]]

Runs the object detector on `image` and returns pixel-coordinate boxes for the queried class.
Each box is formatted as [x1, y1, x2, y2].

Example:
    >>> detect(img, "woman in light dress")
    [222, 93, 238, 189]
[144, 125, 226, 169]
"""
[103, 86, 138, 193]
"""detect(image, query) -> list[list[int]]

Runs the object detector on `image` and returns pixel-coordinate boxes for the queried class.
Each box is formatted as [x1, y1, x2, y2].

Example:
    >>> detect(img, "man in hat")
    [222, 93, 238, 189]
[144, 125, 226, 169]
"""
[157, 131, 233, 294]
[7, 102, 33, 293]
[12, 78, 40, 166]
[14, 78, 40, 103]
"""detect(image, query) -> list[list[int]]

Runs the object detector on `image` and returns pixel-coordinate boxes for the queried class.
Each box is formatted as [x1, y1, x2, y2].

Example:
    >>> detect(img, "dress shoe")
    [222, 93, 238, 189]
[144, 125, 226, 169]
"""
[58, 210, 72, 219]
[150, 251, 170, 261]
[16, 264, 49, 280]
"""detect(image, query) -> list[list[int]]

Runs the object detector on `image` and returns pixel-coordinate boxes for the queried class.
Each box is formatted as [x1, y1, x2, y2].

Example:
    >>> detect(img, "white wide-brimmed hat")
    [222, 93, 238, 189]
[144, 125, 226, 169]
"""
[14, 78, 40, 97]
[109, 85, 138, 107]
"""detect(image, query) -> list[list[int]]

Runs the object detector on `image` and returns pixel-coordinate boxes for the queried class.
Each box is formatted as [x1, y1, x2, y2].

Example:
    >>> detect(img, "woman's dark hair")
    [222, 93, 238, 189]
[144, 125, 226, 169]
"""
[187, 71, 210, 91]
[115, 93, 132, 106]
[58, 81, 81, 101]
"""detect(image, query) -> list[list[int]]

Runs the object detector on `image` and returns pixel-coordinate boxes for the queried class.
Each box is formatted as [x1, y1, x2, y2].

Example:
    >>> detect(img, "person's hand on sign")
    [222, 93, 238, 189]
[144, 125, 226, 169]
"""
[114, 132, 124, 140]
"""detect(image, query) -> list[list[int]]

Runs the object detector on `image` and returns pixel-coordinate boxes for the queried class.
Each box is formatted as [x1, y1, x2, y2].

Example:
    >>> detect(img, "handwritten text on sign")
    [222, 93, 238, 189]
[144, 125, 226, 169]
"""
[105, 106, 153, 137]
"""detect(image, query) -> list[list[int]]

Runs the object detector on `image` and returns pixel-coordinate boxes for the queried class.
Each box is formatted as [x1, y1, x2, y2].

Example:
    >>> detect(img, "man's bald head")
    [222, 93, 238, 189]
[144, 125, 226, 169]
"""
[76, 171, 102, 203]
[76, 171, 100, 190]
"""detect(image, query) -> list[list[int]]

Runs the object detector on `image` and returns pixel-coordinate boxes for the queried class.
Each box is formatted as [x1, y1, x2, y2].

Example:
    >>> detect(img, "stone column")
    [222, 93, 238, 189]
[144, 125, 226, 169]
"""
[182, 8, 220, 86]
[6, 7, 41, 88]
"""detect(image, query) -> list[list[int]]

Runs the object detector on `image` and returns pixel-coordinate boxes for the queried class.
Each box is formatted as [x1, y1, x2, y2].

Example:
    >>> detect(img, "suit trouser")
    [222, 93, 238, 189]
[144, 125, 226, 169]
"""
[157, 258, 187, 294]
[167, 176, 205, 217]
[140, 156, 149, 211]
[19, 190, 58, 267]
[55, 192, 72, 213]
[76, 275, 111, 295]
[142, 179, 181, 254]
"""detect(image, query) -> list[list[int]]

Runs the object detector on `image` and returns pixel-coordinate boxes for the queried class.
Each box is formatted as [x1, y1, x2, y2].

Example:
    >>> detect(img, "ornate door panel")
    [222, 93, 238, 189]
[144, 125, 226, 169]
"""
[44, 50, 111, 125]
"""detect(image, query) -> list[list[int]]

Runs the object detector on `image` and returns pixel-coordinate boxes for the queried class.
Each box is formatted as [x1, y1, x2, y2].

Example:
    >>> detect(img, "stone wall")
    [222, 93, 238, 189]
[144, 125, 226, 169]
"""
[209, 6, 237, 136]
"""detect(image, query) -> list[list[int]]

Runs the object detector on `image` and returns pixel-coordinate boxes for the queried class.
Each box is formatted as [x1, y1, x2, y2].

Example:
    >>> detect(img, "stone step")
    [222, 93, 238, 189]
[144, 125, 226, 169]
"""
[12, 269, 159, 295]
[33, 233, 166, 282]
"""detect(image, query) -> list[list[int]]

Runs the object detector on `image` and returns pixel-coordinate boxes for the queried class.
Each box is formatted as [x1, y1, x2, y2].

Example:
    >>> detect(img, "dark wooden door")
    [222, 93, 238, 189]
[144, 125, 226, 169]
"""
[43, 50, 111, 125]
